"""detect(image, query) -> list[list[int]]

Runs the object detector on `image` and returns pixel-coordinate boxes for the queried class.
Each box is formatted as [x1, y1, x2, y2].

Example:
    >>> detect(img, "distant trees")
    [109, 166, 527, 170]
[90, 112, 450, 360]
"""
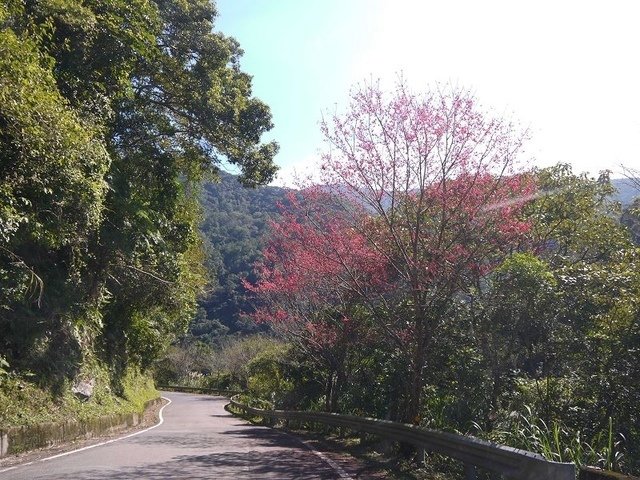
[621, 165, 640, 245]
[622, 165, 640, 193]
[196, 174, 288, 338]
[0, 1, 276, 389]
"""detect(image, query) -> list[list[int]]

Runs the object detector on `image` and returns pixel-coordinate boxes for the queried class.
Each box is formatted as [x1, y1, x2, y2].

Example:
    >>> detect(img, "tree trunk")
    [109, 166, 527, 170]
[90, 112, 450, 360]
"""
[402, 310, 439, 426]
[324, 372, 332, 412]
[404, 347, 425, 424]
[330, 368, 345, 413]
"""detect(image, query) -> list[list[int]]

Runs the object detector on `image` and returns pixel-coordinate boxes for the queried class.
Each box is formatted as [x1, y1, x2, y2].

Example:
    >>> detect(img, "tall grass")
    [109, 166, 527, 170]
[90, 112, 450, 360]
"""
[477, 406, 625, 472]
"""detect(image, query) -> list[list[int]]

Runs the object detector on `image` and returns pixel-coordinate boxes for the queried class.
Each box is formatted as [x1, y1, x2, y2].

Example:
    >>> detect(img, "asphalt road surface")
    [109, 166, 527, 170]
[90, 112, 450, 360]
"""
[1, 392, 364, 479]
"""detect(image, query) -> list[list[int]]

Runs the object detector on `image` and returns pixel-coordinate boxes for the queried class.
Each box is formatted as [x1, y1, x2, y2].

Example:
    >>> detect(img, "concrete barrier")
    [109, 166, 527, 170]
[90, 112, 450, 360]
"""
[0, 397, 162, 458]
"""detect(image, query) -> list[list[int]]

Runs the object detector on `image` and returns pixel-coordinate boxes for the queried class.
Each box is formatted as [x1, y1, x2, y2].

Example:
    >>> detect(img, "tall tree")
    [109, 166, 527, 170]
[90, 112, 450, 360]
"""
[0, 0, 277, 387]
[251, 80, 533, 423]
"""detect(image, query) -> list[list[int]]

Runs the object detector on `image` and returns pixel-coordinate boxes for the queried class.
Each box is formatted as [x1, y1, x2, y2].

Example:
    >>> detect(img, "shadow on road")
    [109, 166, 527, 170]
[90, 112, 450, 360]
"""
[128, 426, 303, 451]
[220, 427, 301, 445]
[67, 450, 339, 479]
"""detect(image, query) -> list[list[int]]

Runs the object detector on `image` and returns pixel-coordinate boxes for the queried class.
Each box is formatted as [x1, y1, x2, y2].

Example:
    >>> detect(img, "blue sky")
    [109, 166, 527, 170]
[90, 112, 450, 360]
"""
[216, 0, 640, 185]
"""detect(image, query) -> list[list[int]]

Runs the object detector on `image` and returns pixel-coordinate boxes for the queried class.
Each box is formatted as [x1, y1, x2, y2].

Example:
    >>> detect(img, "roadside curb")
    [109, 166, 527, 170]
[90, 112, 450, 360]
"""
[0, 397, 163, 458]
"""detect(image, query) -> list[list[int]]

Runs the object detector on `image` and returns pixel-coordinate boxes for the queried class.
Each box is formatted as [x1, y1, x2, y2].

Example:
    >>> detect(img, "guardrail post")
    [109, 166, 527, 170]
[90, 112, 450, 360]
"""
[464, 463, 477, 480]
[416, 448, 426, 467]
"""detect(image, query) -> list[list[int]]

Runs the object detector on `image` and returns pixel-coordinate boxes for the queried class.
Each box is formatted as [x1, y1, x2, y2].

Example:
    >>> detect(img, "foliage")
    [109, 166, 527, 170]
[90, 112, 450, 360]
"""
[208, 335, 287, 391]
[0, 364, 157, 429]
[244, 83, 639, 473]
[249, 79, 533, 422]
[525, 165, 629, 265]
[0, 0, 276, 402]
[152, 340, 215, 386]
[245, 341, 294, 403]
[487, 407, 625, 471]
[0, 15, 110, 315]
[466, 166, 639, 473]
[196, 173, 288, 338]
[156, 334, 301, 401]
[0, 356, 9, 379]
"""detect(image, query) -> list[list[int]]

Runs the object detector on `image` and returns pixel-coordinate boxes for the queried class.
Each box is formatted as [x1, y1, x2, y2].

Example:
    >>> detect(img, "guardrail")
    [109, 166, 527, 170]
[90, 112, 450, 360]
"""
[229, 396, 576, 480]
[156, 385, 242, 397]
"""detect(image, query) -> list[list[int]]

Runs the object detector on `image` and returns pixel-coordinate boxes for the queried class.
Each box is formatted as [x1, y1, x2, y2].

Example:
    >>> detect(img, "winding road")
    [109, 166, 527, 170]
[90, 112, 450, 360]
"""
[1, 392, 375, 479]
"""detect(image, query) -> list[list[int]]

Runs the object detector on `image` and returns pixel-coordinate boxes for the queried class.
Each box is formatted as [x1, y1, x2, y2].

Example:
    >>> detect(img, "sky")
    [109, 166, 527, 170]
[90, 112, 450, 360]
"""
[216, 0, 640, 186]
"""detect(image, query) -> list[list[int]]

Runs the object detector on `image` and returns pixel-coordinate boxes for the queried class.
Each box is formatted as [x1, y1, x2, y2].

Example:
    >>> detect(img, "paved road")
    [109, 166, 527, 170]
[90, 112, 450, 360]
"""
[1, 392, 360, 479]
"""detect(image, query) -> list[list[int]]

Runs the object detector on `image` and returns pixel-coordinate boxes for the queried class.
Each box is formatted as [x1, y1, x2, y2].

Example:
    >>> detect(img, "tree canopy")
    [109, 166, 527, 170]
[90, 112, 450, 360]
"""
[0, 0, 277, 389]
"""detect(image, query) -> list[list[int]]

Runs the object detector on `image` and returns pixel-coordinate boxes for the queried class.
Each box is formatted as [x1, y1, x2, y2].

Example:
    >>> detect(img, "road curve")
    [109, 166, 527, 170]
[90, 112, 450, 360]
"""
[1, 392, 357, 479]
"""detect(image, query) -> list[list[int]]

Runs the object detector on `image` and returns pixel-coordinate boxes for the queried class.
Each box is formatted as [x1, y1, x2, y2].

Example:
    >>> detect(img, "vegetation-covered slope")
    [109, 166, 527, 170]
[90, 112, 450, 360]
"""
[613, 178, 639, 206]
[188, 174, 638, 345]
[189, 173, 288, 341]
[0, 0, 276, 424]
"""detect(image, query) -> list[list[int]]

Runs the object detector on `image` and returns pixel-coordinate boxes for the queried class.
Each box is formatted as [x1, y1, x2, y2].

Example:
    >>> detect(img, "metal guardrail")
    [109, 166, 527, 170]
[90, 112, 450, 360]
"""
[156, 385, 243, 397]
[229, 396, 576, 480]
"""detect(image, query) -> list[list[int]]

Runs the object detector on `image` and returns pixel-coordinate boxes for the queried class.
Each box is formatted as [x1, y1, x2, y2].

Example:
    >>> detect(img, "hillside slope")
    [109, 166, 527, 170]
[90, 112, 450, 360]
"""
[192, 173, 289, 341]
[190, 174, 639, 343]
[612, 178, 638, 206]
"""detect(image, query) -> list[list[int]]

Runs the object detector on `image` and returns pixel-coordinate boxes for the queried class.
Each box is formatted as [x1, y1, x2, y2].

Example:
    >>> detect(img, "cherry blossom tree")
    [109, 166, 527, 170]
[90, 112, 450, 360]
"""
[249, 80, 535, 422]
[245, 190, 389, 411]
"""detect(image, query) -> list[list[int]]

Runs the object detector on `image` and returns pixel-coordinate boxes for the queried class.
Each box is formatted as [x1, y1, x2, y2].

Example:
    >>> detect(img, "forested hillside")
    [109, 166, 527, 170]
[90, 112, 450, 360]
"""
[0, 0, 276, 425]
[192, 173, 288, 340]
[186, 174, 638, 345]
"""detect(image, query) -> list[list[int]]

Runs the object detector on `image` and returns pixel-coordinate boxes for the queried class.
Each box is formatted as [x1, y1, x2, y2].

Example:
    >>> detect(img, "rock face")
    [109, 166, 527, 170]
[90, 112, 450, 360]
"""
[71, 378, 95, 401]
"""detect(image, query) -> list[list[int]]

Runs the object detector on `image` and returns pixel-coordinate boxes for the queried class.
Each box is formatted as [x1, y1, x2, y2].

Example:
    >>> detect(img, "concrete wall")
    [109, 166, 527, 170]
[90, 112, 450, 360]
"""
[0, 397, 162, 458]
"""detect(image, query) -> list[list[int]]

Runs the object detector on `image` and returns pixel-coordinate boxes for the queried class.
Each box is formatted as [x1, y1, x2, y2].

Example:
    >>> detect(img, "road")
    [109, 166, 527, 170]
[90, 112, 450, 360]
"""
[1, 392, 368, 479]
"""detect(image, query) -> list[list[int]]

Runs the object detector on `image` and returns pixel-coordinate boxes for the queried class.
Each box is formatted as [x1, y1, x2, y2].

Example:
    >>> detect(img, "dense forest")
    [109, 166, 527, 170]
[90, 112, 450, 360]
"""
[195, 173, 288, 339]
[154, 172, 288, 382]
[0, 0, 276, 421]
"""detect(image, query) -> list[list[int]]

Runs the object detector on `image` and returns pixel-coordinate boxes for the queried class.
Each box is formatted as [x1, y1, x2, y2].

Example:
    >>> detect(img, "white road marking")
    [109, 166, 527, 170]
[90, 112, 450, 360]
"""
[0, 397, 171, 475]
[280, 430, 353, 479]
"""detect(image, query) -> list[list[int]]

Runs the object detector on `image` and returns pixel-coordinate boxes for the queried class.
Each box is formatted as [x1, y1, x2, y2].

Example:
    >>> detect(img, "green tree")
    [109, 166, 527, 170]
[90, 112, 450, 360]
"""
[1, 0, 277, 390]
[487, 166, 638, 472]
[0, 13, 111, 375]
[525, 164, 630, 265]
[466, 254, 561, 426]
